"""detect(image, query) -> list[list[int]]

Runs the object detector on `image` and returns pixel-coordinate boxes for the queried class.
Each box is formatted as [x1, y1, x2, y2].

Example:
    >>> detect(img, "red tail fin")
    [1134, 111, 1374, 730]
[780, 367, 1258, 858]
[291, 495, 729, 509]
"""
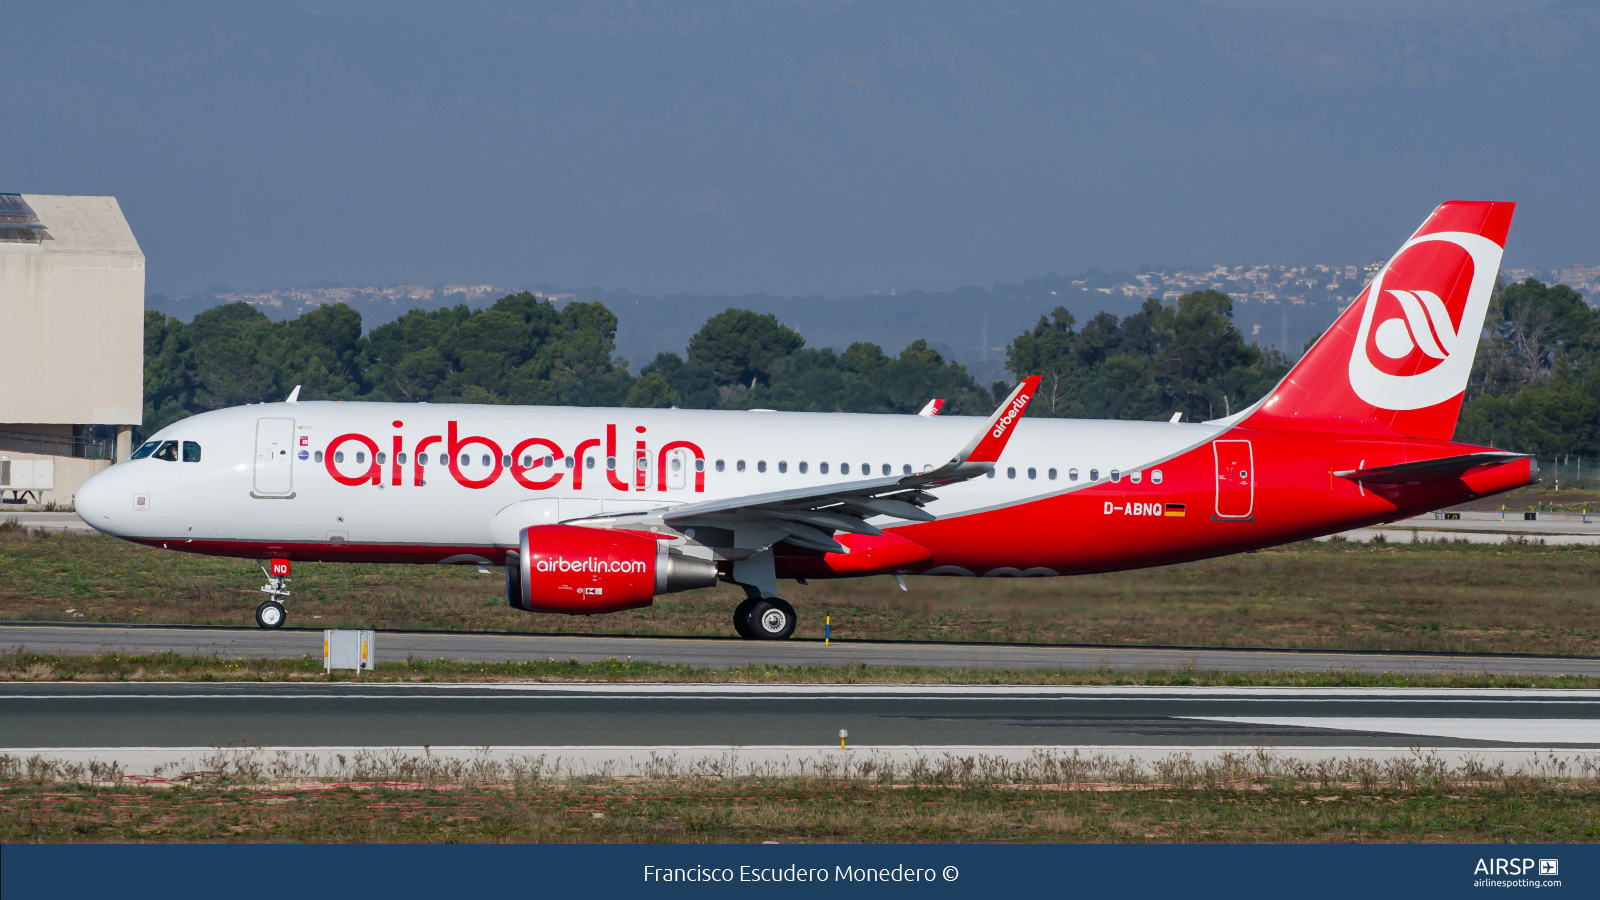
[1245, 201, 1515, 439]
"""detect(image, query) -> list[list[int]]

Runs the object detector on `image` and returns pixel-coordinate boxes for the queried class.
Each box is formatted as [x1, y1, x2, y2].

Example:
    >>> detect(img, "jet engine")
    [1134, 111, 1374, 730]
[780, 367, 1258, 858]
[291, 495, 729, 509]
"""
[507, 524, 718, 614]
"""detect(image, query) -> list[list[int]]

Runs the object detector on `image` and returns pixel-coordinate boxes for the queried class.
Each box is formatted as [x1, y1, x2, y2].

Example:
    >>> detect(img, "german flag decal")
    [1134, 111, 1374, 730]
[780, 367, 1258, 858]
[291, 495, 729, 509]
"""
[1164, 503, 1186, 517]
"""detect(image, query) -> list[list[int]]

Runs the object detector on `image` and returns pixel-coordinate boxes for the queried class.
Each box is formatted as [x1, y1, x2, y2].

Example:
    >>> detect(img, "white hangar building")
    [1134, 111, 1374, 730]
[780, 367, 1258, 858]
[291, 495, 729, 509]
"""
[0, 193, 144, 508]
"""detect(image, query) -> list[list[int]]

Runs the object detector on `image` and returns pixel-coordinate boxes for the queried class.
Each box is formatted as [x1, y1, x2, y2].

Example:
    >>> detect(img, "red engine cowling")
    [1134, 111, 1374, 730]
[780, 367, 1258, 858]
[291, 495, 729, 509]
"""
[510, 524, 718, 614]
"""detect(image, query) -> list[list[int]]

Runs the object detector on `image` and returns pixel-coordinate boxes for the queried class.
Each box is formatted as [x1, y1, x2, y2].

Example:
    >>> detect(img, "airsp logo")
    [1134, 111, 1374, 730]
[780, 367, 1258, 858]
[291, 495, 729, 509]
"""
[1347, 231, 1503, 411]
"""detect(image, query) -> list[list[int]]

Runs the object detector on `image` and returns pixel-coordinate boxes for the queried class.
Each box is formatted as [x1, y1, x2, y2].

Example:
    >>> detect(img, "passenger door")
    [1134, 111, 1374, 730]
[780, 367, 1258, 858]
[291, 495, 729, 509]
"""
[253, 418, 296, 496]
[1212, 439, 1254, 519]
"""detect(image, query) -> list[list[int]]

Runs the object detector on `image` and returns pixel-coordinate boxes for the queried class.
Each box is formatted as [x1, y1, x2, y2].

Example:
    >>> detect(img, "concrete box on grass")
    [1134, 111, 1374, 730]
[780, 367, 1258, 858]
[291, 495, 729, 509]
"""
[324, 629, 375, 673]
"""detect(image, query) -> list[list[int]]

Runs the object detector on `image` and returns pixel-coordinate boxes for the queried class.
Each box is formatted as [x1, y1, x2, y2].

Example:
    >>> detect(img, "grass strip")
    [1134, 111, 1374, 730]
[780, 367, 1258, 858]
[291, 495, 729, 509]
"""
[4, 651, 1599, 688]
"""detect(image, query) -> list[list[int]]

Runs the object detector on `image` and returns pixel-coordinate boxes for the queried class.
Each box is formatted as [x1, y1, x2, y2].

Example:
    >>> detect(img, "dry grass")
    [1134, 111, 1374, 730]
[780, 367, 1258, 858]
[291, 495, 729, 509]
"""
[3, 748, 1596, 843]
[2, 528, 1597, 655]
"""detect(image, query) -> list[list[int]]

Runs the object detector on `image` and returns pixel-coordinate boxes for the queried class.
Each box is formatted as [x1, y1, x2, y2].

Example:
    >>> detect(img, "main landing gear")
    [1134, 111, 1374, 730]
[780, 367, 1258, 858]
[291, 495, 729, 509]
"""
[255, 558, 292, 629]
[733, 596, 796, 640]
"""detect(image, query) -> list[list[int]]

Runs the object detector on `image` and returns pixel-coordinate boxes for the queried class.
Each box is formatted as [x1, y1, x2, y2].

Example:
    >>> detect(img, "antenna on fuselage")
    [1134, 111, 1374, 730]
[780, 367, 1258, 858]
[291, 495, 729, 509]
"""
[286, 385, 301, 403]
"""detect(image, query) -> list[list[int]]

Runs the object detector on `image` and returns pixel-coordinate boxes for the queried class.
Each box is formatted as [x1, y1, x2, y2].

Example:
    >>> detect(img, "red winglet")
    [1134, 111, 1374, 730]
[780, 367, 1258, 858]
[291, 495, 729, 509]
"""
[963, 376, 1041, 464]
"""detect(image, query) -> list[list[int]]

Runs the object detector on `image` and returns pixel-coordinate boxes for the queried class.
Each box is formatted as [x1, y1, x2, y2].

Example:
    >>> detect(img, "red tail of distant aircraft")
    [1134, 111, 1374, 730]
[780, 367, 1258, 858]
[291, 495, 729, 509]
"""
[80, 201, 1532, 637]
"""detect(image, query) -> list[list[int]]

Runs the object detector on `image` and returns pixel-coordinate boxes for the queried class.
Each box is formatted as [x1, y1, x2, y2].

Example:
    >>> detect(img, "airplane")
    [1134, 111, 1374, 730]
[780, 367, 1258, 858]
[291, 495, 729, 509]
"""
[76, 200, 1535, 638]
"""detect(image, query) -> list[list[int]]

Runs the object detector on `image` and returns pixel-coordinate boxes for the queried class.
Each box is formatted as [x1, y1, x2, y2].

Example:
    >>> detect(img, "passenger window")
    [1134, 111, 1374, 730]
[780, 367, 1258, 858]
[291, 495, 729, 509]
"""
[1152, 469, 1163, 484]
[841, 463, 850, 475]
[565, 457, 574, 468]
[522, 455, 533, 468]
[986, 469, 995, 478]
[586, 456, 595, 469]
[1048, 468, 1057, 480]
[820, 462, 829, 474]
[502, 455, 511, 468]
[862, 463, 870, 475]
[903, 464, 911, 475]
[716, 459, 725, 472]
[1027, 467, 1036, 480]
[778, 461, 787, 473]
[695, 458, 704, 472]
[1131, 470, 1142, 484]
[334, 451, 345, 464]
[356, 451, 367, 464]
[1110, 470, 1121, 483]
[377, 452, 387, 465]
[737, 460, 746, 472]
[154, 440, 179, 461]
[481, 454, 491, 467]
[459, 454, 468, 467]
[881, 464, 890, 476]
[607, 456, 617, 470]
[398, 453, 407, 465]
[131, 441, 159, 459]
[315, 451, 324, 463]
[671, 457, 683, 472]
[758, 460, 767, 473]
[1068, 468, 1078, 481]
[1007, 466, 1016, 479]
[182, 441, 202, 463]
[418, 453, 428, 465]
[799, 461, 808, 474]
[1089, 469, 1099, 481]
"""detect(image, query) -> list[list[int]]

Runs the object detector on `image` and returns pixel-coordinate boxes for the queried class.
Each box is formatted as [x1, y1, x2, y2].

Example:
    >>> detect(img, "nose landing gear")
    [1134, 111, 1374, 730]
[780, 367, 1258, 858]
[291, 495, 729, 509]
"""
[255, 558, 292, 629]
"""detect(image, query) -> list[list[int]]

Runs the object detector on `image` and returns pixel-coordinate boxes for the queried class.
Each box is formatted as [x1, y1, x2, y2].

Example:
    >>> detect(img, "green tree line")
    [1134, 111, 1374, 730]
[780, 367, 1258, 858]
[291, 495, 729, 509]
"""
[142, 281, 1596, 458]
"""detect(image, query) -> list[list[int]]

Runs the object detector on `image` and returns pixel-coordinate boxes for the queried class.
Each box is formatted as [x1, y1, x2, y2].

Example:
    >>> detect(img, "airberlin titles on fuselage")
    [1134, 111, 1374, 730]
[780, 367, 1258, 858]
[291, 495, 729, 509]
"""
[319, 420, 707, 493]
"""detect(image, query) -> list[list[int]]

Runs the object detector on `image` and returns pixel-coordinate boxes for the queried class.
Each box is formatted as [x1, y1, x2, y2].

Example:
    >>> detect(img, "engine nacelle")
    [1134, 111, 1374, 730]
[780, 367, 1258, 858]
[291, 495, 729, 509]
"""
[508, 524, 718, 614]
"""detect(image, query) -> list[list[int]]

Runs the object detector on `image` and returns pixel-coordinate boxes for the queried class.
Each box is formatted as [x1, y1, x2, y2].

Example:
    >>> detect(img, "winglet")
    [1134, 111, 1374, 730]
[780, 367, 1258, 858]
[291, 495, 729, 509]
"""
[922, 376, 1040, 482]
[917, 398, 946, 417]
[286, 385, 301, 403]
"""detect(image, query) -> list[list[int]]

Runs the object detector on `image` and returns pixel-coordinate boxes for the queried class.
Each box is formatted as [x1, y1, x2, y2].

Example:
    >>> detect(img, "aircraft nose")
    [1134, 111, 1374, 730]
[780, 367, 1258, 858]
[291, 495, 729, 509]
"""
[75, 465, 123, 535]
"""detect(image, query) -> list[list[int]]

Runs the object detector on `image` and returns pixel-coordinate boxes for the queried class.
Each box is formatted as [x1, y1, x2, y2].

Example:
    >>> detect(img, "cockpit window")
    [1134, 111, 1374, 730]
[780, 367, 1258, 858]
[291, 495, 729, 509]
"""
[153, 441, 179, 462]
[182, 441, 202, 463]
[131, 441, 160, 460]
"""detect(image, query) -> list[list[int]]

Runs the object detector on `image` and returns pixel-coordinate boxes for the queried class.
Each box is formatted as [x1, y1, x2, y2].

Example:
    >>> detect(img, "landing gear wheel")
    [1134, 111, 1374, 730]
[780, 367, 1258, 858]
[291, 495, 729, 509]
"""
[733, 597, 759, 639]
[750, 598, 796, 640]
[255, 600, 286, 629]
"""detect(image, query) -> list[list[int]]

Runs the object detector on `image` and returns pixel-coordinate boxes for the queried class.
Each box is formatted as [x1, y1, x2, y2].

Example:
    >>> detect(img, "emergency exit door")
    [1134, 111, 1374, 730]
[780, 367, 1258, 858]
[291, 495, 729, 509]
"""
[1212, 439, 1254, 519]
[254, 418, 296, 496]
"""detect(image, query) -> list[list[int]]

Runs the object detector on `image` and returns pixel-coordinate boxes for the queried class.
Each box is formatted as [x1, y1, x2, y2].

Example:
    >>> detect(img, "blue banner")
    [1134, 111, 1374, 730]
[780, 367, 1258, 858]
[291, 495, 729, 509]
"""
[3, 844, 1593, 898]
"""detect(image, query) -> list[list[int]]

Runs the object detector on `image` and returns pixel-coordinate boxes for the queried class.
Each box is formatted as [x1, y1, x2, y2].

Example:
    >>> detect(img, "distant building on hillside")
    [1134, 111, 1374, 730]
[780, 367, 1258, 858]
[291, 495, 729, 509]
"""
[0, 194, 144, 508]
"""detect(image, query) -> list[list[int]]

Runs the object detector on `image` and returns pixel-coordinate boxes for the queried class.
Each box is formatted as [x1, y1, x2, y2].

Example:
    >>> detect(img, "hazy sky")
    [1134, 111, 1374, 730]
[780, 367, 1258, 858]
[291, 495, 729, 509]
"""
[4, 1, 1595, 297]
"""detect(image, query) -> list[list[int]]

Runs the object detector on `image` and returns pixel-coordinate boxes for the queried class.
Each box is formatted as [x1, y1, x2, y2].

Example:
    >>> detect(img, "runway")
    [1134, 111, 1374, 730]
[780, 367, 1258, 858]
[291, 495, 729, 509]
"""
[6, 622, 1599, 677]
[3, 682, 1596, 777]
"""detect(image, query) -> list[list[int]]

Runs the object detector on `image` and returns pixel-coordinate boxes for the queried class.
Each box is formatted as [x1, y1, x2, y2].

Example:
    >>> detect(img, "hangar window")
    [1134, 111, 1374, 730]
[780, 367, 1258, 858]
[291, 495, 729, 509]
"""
[715, 459, 725, 472]
[820, 462, 829, 474]
[153, 441, 179, 462]
[1027, 467, 1037, 480]
[181, 442, 202, 463]
[131, 441, 159, 460]
[314, 451, 324, 463]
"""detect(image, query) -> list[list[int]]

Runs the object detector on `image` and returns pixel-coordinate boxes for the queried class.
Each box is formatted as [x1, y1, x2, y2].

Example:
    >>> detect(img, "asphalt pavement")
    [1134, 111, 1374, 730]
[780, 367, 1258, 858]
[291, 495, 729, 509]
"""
[3, 682, 1596, 750]
[6, 622, 1599, 677]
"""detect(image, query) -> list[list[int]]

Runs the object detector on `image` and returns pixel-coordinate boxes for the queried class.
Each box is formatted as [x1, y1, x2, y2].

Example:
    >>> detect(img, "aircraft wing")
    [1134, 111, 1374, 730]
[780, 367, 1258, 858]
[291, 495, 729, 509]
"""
[578, 377, 1041, 554]
[1332, 451, 1529, 484]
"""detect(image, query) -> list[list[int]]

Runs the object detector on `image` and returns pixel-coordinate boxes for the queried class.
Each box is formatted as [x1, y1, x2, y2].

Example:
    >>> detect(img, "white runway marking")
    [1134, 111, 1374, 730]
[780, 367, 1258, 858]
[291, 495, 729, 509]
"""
[1187, 717, 1600, 744]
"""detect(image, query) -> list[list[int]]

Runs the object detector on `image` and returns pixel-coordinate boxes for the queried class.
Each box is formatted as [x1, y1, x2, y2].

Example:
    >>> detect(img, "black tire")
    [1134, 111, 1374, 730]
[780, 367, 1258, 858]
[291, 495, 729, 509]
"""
[750, 598, 796, 640]
[255, 600, 286, 629]
[733, 597, 759, 639]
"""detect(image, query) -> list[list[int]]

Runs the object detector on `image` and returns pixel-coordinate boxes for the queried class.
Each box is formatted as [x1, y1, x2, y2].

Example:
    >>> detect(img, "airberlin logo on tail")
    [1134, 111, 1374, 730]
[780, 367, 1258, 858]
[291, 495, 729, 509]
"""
[992, 392, 1031, 438]
[1348, 231, 1503, 411]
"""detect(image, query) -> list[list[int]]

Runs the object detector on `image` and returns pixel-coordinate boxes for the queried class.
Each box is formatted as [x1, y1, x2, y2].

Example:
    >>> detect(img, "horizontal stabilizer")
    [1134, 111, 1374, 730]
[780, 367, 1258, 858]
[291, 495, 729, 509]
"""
[1333, 451, 1529, 484]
